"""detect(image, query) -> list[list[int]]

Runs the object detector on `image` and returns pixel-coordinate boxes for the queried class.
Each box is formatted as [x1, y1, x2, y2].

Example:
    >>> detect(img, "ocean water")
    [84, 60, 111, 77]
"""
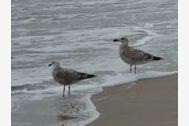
[11, 0, 177, 125]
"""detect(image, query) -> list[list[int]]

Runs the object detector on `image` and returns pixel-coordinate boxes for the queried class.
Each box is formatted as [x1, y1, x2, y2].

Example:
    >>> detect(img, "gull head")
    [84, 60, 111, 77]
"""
[48, 61, 61, 68]
[113, 37, 129, 46]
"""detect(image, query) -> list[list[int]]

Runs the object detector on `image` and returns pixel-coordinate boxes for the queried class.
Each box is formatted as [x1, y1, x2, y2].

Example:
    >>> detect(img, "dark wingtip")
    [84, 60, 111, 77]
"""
[78, 72, 97, 80]
[87, 74, 96, 78]
[113, 39, 119, 41]
[153, 56, 163, 61]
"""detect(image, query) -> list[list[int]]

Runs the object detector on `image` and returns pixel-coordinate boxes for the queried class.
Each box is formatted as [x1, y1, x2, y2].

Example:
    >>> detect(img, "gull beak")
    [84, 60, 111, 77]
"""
[113, 39, 120, 42]
[48, 63, 52, 66]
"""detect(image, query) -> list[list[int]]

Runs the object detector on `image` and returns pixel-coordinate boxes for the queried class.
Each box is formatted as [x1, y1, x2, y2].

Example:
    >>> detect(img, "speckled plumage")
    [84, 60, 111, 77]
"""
[119, 44, 154, 65]
[49, 61, 96, 96]
[114, 37, 163, 73]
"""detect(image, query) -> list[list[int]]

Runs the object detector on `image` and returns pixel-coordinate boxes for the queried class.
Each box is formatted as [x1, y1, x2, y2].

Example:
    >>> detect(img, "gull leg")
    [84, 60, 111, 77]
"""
[134, 65, 137, 74]
[130, 65, 132, 73]
[63, 85, 65, 97]
[68, 84, 71, 96]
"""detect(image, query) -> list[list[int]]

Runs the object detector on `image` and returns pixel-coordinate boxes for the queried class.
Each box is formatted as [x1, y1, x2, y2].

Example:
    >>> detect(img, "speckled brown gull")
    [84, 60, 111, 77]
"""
[113, 37, 163, 74]
[48, 61, 96, 97]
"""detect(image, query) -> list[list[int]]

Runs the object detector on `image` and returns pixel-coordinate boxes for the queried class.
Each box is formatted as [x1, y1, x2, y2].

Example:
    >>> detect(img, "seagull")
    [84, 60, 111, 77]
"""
[48, 61, 96, 97]
[113, 37, 163, 73]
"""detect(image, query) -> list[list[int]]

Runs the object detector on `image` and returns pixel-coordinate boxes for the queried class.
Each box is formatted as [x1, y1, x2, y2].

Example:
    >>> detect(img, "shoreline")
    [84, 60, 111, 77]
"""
[12, 73, 177, 126]
[88, 74, 178, 126]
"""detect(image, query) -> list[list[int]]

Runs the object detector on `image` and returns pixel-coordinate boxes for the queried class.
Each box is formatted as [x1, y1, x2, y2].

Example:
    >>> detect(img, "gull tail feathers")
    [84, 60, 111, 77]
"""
[78, 72, 96, 79]
[152, 56, 163, 61]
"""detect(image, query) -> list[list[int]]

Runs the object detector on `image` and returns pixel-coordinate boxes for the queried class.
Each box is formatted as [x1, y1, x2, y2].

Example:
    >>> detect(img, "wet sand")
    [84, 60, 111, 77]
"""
[88, 74, 178, 126]
[12, 74, 177, 126]
[12, 95, 90, 126]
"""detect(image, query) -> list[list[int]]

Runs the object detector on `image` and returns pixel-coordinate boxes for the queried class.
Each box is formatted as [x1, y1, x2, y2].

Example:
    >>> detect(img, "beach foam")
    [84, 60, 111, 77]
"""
[12, 70, 176, 126]
[12, 0, 177, 125]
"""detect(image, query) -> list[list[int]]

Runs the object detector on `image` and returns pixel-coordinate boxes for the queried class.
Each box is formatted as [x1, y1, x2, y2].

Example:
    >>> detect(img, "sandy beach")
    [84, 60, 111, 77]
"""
[12, 74, 177, 126]
[88, 74, 178, 126]
[12, 0, 178, 125]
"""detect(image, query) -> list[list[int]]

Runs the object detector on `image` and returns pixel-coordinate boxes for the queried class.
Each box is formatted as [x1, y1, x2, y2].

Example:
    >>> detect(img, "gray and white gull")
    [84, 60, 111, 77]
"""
[48, 61, 96, 97]
[113, 37, 163, 73]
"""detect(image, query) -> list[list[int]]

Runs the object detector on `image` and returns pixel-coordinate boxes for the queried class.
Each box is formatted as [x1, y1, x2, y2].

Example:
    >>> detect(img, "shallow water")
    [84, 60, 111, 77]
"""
[12, 0, 177, 125]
